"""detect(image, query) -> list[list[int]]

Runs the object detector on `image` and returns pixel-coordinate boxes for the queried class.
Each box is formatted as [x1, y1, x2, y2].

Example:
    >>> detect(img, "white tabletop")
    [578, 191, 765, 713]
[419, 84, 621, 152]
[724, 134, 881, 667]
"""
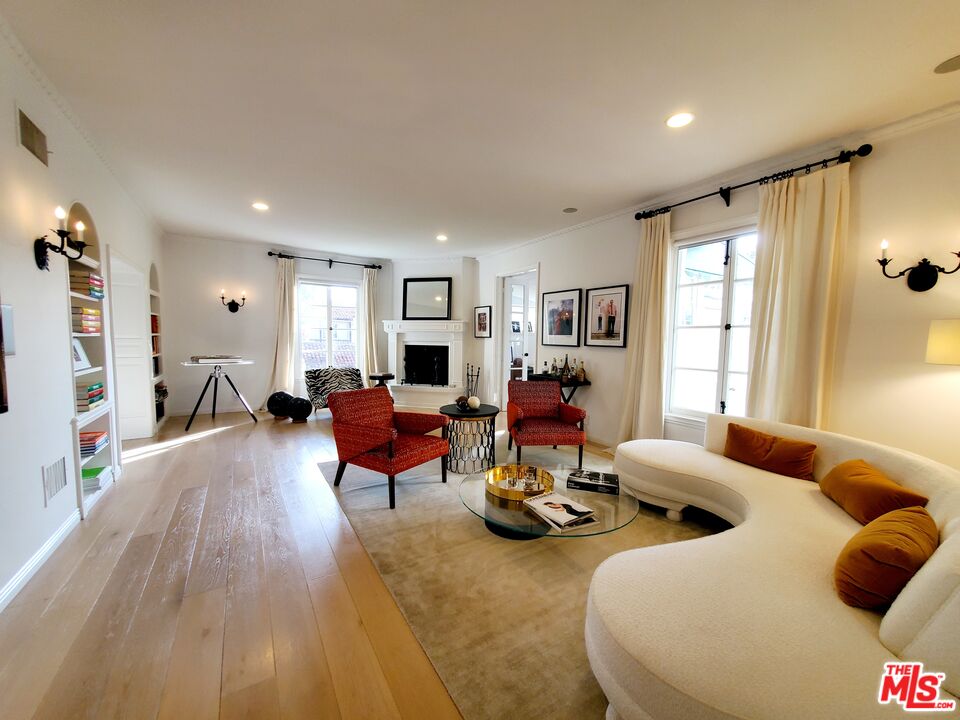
[181, 360, 254, 367]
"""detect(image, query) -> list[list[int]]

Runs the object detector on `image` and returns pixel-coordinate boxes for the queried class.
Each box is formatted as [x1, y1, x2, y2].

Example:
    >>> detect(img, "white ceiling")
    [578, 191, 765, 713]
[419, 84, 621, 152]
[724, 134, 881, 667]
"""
[2, 1, 959, 259]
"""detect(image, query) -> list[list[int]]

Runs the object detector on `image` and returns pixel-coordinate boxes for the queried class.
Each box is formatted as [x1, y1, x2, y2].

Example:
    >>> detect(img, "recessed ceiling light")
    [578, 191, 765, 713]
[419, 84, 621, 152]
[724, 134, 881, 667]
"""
[562, 207, 578, 214]
[252, 201, 269, 211]
[435, 296, 443, 302]
[436, 234, 448, 241]
[934, 54, 960, 74]
[666, 112, 695, 128]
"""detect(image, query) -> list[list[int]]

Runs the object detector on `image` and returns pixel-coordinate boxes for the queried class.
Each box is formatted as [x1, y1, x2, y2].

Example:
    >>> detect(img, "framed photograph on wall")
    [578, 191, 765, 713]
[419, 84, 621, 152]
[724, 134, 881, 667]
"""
[72, 338, 92, 371]
[474, 305, 492, 338]
[0, 295, 7, 414]
[541, 288, 582, 347]
[584, 284, 629, 348]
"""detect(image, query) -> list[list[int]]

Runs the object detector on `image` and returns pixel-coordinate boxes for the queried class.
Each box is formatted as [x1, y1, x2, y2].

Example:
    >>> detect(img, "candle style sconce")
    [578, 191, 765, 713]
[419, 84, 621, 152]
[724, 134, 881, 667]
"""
[35, 206, 87, 270]
[877, 239, 960, 292]
[220, 289, 247, 313]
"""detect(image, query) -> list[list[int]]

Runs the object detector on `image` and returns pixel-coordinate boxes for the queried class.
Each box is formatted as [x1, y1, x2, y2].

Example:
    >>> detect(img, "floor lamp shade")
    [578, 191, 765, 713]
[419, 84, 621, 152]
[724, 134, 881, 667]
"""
[925, 320, 960, 365]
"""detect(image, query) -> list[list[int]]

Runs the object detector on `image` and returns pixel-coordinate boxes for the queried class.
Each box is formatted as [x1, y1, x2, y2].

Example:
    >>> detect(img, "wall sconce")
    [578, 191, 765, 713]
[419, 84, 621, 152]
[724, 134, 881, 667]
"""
[220, 289, 246, 313]
[34, 207, 87, 270]
[877, 239, 960, 292]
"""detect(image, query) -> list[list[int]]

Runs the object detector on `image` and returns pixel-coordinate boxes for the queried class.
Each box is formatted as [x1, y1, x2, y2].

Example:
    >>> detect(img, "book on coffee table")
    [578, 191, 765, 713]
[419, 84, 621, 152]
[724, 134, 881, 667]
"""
[566, 469, 620, 495]
[523, 492, 598, 532]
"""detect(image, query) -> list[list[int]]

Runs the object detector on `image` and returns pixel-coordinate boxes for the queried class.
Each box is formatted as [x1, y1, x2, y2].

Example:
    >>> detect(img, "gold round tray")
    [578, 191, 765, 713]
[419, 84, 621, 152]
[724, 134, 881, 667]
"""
[484, 464, 554, 501]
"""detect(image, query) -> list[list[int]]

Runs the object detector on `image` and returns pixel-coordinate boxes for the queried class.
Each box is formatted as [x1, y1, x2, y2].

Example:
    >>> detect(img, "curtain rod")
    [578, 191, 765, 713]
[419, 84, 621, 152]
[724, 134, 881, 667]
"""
[635, 143, 873, 220]
[267, 250, 382, 270]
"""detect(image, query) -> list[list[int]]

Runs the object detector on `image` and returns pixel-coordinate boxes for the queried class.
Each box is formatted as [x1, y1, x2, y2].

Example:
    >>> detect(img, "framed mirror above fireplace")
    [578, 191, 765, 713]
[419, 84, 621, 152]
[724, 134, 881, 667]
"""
[402, 277, 452, 320]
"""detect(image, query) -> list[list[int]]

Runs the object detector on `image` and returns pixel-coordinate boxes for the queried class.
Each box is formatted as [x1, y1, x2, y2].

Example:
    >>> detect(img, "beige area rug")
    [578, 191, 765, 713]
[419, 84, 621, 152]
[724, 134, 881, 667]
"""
[320, 444, 727, 720]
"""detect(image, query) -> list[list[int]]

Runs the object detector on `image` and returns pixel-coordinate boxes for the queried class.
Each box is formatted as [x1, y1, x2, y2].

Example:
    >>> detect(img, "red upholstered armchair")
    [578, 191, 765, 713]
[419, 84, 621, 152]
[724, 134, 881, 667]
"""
[328, 387, 449, 509]
[507, 380, 586, 467]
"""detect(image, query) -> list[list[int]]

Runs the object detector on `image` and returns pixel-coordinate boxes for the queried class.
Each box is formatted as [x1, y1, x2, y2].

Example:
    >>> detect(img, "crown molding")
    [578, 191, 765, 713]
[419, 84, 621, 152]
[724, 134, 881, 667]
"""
[481, 101, 960, 260]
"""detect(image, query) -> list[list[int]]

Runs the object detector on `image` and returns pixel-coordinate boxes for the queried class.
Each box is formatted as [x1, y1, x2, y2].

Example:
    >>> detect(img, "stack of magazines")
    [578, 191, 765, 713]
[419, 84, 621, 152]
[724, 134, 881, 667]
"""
[70, 271, 104, 299]
[523, 492, 597, 532]
[78, 431, 109, 458]
[190, 355, 242, 364]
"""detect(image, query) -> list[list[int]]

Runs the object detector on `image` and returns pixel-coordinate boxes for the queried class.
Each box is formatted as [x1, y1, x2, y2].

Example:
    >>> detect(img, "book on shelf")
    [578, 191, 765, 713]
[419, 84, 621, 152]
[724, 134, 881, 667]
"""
[76, 387, 105, 400]
[81, 466, 109, 492]
[190, 355, 242, 364]
[523, 491, 598, 532]
[151, 315, 159, 333]
[77, 398, 106, 413]
[79, 434, 109, 457]
[566, 469, 620, 495]
[72, 326, 101, 334]
[71, 306, 101, 315]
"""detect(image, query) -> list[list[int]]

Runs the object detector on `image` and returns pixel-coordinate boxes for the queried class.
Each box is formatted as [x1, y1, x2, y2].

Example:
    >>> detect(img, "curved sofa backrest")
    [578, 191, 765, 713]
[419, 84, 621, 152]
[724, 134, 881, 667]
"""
[704, 414, 960, 538]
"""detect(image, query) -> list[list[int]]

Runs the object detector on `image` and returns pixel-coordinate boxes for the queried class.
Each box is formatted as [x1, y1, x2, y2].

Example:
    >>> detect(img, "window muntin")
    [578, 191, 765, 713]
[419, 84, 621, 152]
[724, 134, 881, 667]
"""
[298, 282, 358, 370]
[668, 232, 756, 417]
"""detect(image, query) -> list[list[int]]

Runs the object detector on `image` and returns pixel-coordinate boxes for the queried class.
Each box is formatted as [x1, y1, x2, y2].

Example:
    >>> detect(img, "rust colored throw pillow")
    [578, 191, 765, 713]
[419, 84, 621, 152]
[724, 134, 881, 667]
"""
[834, 506, 939, 609]
[723, 423, 817, 481]
[820, 459, 928, 525]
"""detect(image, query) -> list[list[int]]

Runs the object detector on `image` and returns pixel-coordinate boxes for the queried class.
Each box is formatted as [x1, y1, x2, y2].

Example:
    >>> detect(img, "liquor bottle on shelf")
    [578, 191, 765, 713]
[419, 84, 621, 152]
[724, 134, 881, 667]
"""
[561, 354, 571, 381]
[550, 358, 558, 375]
[542, 361, 549, 374]
[577, 360, 586, 382]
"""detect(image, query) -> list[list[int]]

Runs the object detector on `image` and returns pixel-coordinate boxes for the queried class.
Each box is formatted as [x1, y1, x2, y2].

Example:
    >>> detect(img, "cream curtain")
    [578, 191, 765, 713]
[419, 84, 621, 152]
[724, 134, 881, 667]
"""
[359, 267, 379, 387]
[261, 257, 297, 408]
[617, 212, 670, 442]
[747, 163, 849, 427]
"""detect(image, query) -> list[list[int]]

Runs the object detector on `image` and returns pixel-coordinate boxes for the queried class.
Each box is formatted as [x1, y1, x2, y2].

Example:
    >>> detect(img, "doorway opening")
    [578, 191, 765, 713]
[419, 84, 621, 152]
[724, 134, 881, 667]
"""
[498, 268, 538, 407]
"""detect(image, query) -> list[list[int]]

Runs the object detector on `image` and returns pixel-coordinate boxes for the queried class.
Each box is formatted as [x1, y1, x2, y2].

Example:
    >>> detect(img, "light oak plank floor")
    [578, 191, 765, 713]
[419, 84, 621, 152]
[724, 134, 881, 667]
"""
[0, 412, 462, 720]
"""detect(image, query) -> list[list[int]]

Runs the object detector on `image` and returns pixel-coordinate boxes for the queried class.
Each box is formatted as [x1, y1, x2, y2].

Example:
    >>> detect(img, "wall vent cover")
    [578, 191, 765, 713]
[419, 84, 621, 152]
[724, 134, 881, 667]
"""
[42, 457, 67, 506]
[18, 110, 49, 166]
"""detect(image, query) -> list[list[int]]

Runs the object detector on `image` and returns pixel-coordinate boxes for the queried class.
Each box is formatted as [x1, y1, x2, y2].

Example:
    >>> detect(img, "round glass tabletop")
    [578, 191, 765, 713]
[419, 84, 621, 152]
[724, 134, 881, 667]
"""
[458, 463, 640, 539]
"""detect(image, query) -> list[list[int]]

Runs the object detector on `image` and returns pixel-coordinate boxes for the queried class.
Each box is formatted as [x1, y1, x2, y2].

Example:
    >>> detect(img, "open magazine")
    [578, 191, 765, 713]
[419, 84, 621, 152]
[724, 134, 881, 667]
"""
[523, 492, 597, 532]
[566, 469, 620, 495]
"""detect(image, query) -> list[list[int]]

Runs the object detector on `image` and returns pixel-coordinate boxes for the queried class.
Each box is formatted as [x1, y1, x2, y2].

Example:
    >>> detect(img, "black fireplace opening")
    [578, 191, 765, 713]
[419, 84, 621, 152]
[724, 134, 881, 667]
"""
[403, 345, 449, 386]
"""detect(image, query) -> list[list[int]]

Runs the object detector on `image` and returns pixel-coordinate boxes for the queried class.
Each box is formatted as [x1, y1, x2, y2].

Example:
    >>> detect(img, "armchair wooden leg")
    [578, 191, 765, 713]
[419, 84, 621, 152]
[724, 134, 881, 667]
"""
[388, 475, 396, 509]
[508, 433, 513, 450]
[517, 444, 521, 464]
[552, 445, 557, 449]
[334, 461, 347, 486]
[441, 455, 448, 483]
[578, 444, 584, 468]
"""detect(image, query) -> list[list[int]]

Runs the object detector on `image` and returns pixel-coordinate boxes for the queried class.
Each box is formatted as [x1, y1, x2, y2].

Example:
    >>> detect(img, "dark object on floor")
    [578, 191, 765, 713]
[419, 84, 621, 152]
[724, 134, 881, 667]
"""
[288, 396, 314, 422]
[267, 391, 293, 418]
[369, 372, 395, 387]
[305, 367, 364, 408]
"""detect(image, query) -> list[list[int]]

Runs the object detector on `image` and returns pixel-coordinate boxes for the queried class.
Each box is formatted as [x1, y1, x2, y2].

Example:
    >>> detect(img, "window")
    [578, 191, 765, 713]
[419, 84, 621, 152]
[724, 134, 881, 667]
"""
[297, 281, 359, 370]
[668, 231, 757, 417]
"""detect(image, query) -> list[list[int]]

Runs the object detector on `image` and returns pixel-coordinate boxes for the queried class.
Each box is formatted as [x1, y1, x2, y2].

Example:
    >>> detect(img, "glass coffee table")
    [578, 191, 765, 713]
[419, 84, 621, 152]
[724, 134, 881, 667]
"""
[459, 463, 640, 540]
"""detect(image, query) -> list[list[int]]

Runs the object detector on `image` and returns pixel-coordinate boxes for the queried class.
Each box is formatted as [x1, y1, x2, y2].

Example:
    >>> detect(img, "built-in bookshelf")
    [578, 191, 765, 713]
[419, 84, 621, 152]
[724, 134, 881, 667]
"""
[66, 203, 118, 518]
[149, 263, 166, 430]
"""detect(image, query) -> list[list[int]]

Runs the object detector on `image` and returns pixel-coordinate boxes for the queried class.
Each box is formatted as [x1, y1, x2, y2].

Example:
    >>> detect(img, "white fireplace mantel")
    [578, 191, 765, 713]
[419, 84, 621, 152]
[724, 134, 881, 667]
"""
[382, 320, 465, 408]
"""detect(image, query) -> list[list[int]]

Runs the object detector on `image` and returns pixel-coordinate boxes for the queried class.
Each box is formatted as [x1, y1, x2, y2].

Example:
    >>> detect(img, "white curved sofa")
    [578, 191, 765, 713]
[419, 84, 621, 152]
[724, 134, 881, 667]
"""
[586, 414, 960, 720]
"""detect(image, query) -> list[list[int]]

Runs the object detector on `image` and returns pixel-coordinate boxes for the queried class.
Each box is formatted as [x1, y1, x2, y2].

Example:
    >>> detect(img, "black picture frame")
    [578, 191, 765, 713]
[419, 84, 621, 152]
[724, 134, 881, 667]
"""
[584, 284, 629, 348]
[402, 277, 453, 320]
[541, 288, 582, 347]
[474, 305, 492, 338]
[0, 293, 7, 414]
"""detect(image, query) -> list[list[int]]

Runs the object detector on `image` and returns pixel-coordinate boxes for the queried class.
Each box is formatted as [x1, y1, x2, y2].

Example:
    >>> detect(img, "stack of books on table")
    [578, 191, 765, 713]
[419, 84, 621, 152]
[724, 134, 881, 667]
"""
[566, 469, 620, 495]
[76, 382, 105, 413]
[78, 431, 109, 458]
[81, 467, 110, 493]
[69, 271, 105, 299]
[72, 305, 102, 334]
[190, 355, 242, 364]
[523, 491, 598, 532]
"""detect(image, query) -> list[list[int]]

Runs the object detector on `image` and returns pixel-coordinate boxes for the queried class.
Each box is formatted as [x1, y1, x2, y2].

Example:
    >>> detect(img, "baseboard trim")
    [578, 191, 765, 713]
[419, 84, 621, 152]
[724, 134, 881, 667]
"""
[0, 508, 81, 613]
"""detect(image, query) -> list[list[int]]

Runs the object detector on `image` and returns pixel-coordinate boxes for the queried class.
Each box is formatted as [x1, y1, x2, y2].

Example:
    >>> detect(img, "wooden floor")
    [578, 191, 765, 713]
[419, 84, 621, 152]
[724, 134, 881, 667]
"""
[0, 412, 462, 720]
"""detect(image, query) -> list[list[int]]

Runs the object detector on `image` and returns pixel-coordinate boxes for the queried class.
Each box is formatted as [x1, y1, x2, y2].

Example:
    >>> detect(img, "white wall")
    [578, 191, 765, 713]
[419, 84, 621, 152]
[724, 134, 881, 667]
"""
[162, 233, 391, 415]
[831, 116, 960, 466]
[389, 255, 481, 376]
[0, 26, 162, 598]
[477, 213, 639, 446]
[478, 110, 960, 465]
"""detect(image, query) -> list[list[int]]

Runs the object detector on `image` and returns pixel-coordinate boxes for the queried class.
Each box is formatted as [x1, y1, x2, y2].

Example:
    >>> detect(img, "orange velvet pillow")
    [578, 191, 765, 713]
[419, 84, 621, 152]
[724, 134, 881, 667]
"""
[820, 459, 928, 525]
[723, 423, 817, 481]
[834, 506, 938, 609]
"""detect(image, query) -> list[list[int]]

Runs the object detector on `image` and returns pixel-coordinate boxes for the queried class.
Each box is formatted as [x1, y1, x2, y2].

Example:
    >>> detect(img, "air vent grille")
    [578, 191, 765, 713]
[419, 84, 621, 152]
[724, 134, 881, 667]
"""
[42, 457, 67, 506]
[18, 110, 48, 166]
